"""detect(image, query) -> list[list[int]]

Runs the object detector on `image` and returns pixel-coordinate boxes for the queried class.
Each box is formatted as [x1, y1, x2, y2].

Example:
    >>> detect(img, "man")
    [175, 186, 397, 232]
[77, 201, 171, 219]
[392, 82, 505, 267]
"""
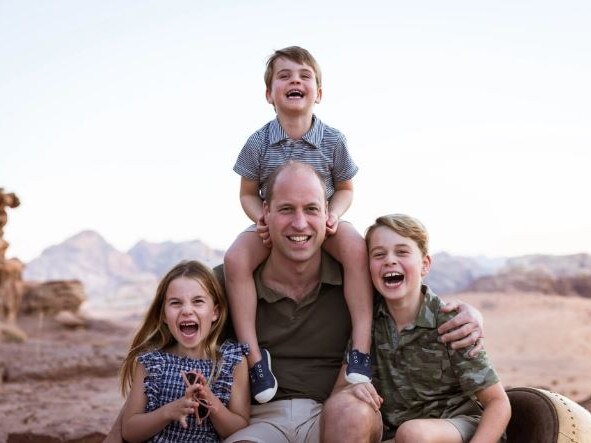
[221, 161, 483, 443]
[105, 161, 483, 442]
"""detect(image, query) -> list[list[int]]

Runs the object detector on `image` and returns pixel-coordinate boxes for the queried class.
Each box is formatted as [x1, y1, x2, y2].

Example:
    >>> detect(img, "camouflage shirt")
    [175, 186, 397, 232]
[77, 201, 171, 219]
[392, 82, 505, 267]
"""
[372, 285, 499, 439]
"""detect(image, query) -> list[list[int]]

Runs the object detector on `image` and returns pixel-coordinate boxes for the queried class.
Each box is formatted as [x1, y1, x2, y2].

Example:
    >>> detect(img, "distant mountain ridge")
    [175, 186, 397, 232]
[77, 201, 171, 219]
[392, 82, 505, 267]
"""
[23, 231, 591, 313]
[23, 230, 225, 310]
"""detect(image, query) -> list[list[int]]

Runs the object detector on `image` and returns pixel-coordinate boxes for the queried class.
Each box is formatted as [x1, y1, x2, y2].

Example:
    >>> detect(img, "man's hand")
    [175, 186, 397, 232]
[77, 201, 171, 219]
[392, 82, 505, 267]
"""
[438, 299, 484, 358]
[344, 382, 383, 412]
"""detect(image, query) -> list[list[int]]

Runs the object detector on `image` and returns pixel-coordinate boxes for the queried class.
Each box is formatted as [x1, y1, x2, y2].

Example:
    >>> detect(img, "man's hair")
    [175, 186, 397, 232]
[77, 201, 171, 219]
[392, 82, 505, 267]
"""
[264, 46, 322, 91]
[365, 214, 430, 257]
[265, 160, 327, 204]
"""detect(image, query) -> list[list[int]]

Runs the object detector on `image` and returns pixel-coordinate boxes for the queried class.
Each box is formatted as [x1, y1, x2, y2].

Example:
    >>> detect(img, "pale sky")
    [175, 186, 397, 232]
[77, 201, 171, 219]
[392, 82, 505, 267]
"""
[2, 0, 590, 263]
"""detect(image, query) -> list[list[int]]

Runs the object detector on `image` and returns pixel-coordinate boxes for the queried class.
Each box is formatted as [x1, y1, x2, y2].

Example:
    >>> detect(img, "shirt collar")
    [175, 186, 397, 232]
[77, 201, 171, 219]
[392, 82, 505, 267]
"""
[375, 284, 439, 329]
[269, 115, 323, 149]
[254, 250, 342, 303]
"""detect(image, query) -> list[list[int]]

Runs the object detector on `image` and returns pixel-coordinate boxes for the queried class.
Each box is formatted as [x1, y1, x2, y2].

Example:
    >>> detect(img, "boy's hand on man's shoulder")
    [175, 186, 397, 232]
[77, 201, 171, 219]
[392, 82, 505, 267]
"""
[325, 212, 339, 236]
[256, 215, 272, 247]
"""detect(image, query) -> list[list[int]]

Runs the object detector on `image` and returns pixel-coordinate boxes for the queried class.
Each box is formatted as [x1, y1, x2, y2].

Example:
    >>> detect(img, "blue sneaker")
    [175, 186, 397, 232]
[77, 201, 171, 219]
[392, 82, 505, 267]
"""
[345, 349, 372, 384]
[249, 349, 278, 404]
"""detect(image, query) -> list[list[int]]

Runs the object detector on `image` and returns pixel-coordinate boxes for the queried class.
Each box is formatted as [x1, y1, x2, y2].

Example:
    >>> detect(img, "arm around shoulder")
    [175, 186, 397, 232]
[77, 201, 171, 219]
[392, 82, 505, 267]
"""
[438, 298, 485, 357]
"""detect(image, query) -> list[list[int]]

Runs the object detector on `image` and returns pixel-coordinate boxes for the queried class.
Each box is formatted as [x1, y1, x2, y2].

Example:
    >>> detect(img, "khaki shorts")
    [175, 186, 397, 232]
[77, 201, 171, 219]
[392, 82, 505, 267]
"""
[223, 399, 322, 443]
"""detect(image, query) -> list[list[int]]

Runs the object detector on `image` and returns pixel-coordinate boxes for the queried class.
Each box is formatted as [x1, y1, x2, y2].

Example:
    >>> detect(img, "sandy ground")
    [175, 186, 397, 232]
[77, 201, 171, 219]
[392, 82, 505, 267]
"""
[1, 291, 590, 442]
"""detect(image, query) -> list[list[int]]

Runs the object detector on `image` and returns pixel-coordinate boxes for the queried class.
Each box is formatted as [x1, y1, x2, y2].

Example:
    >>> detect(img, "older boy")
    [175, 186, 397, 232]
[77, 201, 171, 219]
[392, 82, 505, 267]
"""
[364, 214, 511, 442]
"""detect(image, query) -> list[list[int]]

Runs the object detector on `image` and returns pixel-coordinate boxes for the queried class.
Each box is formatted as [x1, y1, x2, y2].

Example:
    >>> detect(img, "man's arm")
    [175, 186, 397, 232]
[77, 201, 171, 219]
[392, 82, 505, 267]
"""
[438, 299, 484, 358]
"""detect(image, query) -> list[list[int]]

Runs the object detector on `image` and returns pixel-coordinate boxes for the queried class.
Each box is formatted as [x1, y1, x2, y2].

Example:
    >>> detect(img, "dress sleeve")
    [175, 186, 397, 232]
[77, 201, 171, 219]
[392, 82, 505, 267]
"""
[137, 352, 165, 412]
[211, 341, 249, 405]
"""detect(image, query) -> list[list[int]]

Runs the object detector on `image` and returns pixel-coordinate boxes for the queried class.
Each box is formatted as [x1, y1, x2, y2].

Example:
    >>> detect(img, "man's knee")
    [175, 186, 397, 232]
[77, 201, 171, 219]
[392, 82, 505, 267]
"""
[322, 391, 381, 442]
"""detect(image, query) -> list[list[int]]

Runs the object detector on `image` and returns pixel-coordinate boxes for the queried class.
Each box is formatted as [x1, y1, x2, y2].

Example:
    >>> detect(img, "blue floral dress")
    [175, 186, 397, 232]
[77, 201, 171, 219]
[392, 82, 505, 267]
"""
[138, 340, 248, 442]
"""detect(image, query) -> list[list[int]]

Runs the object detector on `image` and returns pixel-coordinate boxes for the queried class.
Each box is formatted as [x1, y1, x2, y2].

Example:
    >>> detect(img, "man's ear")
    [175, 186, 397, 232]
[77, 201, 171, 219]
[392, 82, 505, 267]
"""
[421, 254, 432, 277]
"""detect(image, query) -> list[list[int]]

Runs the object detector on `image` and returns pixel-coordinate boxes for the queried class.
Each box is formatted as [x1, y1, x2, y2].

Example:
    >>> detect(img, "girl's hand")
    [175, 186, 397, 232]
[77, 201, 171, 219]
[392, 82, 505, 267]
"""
[256, 215, 271, 247]
[192, 372, 220, 414]
[163, 394, 198, 428]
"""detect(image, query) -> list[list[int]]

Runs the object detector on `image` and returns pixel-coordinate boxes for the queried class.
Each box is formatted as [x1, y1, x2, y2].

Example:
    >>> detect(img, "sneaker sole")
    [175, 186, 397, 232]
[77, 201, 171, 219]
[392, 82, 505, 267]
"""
[345, 372, 371, 384]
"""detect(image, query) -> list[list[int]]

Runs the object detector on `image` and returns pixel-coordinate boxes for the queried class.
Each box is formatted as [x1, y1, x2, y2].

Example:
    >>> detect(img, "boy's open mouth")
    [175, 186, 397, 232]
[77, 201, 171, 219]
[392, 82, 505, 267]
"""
[286, 89, 304, 98]
[383, 272, 404, 287]
[179, 321, 198, 335]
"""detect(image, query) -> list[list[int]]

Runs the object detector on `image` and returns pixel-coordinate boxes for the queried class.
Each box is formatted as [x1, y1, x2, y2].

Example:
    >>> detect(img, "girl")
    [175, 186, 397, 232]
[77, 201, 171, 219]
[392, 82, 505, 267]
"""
[119, 260, 250, 442]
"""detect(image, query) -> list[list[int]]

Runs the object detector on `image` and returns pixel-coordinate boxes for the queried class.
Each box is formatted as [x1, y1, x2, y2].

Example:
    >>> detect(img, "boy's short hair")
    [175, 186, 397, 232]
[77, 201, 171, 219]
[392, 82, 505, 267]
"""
[365, 214, 430, 257]
[264, 46, 322, 91]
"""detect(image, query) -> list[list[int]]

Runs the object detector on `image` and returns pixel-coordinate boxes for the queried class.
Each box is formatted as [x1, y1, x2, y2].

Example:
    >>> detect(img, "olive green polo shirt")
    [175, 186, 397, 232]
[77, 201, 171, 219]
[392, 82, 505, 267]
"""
[216, 251, 351, 403]
[372, 285, 499, 439]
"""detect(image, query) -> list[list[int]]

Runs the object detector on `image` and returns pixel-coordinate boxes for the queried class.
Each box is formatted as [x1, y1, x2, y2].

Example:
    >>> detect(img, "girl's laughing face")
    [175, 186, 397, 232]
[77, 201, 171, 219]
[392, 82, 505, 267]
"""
[163, 276, 219, 358]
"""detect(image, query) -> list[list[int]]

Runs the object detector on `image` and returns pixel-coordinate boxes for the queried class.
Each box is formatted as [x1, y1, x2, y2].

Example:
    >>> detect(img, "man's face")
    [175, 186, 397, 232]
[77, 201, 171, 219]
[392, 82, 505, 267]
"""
[264, 166, 328, 263]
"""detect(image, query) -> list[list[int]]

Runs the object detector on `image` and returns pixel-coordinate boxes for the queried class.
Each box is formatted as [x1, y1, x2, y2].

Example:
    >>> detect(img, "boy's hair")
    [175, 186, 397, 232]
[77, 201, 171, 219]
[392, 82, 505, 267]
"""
[265, 160, 327, 204]
[264, 46, 322, 91]
[365, 214, 430, 257]
[119, 260, 228, 396]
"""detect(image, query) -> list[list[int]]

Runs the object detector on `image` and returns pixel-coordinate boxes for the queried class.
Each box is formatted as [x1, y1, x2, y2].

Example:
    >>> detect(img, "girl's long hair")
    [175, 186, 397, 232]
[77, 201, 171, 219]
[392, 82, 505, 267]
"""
[119, 260, 228, 396]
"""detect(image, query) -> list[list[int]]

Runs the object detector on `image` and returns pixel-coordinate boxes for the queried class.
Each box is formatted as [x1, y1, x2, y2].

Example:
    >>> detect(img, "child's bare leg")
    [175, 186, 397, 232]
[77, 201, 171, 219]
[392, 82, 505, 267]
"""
[224, 230, 270, 367]
[323, 223, 373, 365]
[394, 418, 463, 443]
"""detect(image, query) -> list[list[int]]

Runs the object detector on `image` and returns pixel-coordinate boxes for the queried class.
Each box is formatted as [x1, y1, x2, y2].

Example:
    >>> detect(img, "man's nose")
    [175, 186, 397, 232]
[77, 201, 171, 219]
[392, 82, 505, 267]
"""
[291, 209, 307, 228]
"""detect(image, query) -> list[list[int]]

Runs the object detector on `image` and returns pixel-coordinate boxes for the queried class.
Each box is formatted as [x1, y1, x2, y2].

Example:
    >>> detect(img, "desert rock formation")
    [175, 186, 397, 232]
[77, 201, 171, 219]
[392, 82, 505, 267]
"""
[0, 189, 24, 328]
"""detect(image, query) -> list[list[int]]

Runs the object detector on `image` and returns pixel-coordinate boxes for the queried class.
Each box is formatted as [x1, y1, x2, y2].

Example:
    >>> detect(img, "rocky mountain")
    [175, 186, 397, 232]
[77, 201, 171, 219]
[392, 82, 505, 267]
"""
[426, 252, 591, 297]
[23, 231, 225, 311]
[22, 231, 591, 313]
[425, 252, 506, 294]
[466, 254, 591, 298]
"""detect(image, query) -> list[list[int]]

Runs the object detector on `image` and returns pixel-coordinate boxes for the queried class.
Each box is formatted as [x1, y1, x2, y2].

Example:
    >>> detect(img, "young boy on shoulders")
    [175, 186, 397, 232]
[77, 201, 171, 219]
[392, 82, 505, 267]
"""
[365, 214, 510, 442]
[224, 46, 374, 403]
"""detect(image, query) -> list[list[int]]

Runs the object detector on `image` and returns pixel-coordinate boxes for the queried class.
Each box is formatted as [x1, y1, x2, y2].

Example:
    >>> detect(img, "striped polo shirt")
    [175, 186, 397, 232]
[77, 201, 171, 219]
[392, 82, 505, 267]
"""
[233, 115, 359, 200]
